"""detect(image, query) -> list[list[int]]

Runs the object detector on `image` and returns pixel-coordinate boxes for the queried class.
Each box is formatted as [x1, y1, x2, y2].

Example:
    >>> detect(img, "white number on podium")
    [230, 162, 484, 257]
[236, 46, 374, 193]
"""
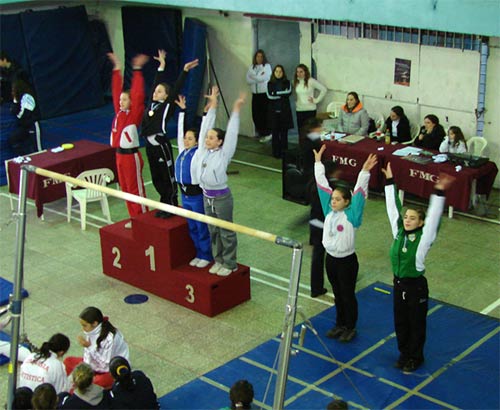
[185, 284, 195, 303]
[112, 247, 122, 269]
[145, 245, 156, 271]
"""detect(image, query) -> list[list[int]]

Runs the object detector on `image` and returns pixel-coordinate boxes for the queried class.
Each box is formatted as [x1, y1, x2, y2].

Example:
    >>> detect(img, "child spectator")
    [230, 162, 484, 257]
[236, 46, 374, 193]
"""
[19, 333, 70, 394]
[220, 379, 254, 410]
[439, 125, 467, 154]
[192, 87, 246, 277]
[11, 386, 33, 410]
[59, 363, 112, 409]
[266, 64, 293, 158]
[174, 94, 212, 268]
[314, 145, 377, 342]
[109, 355, 159, 409]
[8, 79, 38, 155]
[31, 383, 57, 410]
[140, 49, 199, 218]
[107, 52, 149, 223]
[382, 162, 454, 372]
[64, 307, 129, 389]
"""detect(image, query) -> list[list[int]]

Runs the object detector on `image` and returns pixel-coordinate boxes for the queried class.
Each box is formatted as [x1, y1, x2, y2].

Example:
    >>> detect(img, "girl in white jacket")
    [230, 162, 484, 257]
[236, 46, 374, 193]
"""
[64, 307, 129, 389]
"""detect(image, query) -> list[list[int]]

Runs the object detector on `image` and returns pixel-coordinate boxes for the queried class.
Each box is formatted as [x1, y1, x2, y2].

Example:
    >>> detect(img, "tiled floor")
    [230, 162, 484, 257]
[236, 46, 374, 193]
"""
[0, 137, 499, 407]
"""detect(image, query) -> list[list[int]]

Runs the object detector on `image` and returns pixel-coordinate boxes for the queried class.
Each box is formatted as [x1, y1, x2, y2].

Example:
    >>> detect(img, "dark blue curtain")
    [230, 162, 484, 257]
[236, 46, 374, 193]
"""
[20, 6, 104, 119]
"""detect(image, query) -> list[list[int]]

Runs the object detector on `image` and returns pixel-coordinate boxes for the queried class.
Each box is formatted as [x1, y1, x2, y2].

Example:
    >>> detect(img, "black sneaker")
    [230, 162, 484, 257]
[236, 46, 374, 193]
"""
[339, 328, 357, 343]
[394, 356, 408, 369]
[155, 210, 172, 219]
[311, 288, 328, 298]
[326, 326, 345, 339]
[402, 358, 424, 373]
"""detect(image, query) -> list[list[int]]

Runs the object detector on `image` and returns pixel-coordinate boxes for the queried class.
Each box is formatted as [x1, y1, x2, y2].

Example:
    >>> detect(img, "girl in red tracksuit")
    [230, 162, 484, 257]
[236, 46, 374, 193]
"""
[108, 53, 148, 218]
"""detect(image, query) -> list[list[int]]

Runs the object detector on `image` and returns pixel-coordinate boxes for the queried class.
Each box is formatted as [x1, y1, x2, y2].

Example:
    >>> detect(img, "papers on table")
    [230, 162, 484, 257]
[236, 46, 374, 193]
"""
[392, 146, 422, 156]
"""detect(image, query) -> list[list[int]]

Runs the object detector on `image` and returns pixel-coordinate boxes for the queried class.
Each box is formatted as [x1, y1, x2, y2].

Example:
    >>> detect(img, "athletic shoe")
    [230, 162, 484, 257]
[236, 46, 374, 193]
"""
[402, 358, 424, 373]
[189, 258, 201, 267]
[339, 328, 357, 343]
[124, 221, 132, 229]
[394, 356, 408, 369]
[209, 262, 223, 274]
[326, 326, 345, 339]
[216, 267, 237, 277]
[311, 288, 328, 298]
[259, 135, 272, 143]
[155, 210, 172, 219]
[196, 259, 211, 268]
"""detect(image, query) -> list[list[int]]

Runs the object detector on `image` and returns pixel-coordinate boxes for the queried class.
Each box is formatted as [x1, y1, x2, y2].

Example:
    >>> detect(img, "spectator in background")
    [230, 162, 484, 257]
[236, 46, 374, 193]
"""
[266, 64, 294, 158]
[246, 49, 272, 142]
[0, 51, 29, 104]
[293, 64, 327, 133]
[384, 106, 411, 143]
[31, 383, 57, 410]
[414, 114, 445, 150]
[220, 380, 254, 410]
[11, 387, 33, 410]
[8, 79, 38, 156]
[109, 356, 159, 409]
[338, 92, 369, 136]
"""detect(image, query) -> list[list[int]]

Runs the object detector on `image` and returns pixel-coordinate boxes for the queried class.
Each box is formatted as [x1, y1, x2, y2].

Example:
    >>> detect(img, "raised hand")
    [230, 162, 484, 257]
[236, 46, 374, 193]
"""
[233, 92, 247, 113]
[382, 162, 393, 179]
[203, 85, 219, 111]
[132, 54, 149, 69]
[362, 153, 378, 171]
[175, 95, 186, 110]
[184, 59, 199, 72]
[107, 52, 120, 70]
[313, 144, 326, 162]
[153, 49, 167, 69]
[435, 173, 455, 191]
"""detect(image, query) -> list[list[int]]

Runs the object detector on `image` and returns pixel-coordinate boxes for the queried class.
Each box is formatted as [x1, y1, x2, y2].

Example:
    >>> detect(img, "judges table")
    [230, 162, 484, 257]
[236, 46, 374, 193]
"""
[322, 137, 498, 213]
[6, 140, 116, 217]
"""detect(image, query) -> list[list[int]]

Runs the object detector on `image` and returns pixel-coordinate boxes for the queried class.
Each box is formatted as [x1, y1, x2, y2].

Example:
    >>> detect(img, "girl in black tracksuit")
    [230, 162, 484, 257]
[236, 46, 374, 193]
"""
[8, 79, 38, 155]
[140, 49, 198, 217]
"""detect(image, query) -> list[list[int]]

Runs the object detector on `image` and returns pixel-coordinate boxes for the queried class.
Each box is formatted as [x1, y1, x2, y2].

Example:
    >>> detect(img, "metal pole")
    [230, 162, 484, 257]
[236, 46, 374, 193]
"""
[273, 245, 303, 410]
[6, 164, 30, 409]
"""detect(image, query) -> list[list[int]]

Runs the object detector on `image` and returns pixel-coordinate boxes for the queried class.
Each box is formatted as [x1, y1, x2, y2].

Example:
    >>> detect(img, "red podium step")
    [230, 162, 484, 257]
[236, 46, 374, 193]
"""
[99, 211, 251, 317]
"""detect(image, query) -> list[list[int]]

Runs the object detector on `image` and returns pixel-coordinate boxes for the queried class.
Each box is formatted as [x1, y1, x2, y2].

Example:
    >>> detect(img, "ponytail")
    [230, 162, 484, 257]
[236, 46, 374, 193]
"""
[34, 333, 70, 362]
[110, 356, 134, 390]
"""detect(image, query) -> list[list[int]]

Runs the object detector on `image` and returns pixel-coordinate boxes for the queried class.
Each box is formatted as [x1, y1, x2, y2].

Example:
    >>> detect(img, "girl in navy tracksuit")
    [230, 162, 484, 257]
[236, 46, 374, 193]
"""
[314, 145, 377, 343]
[383, 162, 454, 373]
[174, 94, 212, 268]
[140, 49, 198, 217]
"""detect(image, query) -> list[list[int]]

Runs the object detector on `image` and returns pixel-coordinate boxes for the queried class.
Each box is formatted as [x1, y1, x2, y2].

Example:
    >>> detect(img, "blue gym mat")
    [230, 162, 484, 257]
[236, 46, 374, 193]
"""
[0, 276, 29, 306]
[159, 282, 499, 410]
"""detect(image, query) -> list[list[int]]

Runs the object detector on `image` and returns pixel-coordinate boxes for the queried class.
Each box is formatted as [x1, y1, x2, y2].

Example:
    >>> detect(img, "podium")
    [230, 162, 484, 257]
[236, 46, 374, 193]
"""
[99, 211, 251, 317]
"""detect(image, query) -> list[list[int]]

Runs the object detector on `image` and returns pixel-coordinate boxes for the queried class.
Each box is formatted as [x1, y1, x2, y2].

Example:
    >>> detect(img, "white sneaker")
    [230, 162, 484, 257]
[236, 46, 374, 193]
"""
[124, 221, 132, 229]
[189, 258, 201, 267]
[259, 135, 272, 143]
[208, 262, 223, 274]
[216, 267, 237, 277]
[196, 259, 211, 268]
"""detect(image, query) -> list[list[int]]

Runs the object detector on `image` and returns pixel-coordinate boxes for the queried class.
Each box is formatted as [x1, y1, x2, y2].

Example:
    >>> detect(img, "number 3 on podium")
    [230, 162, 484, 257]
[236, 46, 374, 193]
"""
[185, 284, 195, 303]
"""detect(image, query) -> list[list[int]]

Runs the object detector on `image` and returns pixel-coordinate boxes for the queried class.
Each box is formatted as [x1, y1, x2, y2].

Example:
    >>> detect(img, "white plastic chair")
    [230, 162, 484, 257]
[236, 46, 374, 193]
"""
[326, 102, 343, 119]
[467, 136, 487, 156]
[66, 168, 114, 230]
[372, 112, 385, 131]
[402, 123, 420, 145]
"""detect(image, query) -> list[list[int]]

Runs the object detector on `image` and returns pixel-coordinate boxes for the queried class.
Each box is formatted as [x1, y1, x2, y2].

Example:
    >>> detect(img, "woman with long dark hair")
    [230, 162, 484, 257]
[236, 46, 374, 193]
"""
[415, 114, 446, 150]
[338, 91, 370, 136]
[8, 79, 38, 155]
[266, 64, 293, 158]
[384, 105, 411, 143]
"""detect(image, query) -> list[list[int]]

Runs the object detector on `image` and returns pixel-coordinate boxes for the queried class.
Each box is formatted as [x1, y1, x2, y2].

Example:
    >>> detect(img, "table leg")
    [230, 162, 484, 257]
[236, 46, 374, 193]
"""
[398, 189, 405, 205]
[448, 206, 454, 219]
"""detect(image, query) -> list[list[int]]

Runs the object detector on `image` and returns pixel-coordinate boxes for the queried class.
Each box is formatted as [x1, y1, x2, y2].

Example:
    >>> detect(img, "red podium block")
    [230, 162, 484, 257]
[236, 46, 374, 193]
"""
[99, 211, 251, 317]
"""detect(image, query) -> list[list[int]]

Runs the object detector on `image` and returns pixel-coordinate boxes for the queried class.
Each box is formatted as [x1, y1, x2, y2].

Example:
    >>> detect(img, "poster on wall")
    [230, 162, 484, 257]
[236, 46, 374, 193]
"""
[394, 58, 411, 86]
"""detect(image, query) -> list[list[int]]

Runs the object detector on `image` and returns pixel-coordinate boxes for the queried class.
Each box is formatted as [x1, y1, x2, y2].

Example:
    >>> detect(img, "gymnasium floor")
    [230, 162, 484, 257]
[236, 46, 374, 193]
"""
[0, 111, 499, 407]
